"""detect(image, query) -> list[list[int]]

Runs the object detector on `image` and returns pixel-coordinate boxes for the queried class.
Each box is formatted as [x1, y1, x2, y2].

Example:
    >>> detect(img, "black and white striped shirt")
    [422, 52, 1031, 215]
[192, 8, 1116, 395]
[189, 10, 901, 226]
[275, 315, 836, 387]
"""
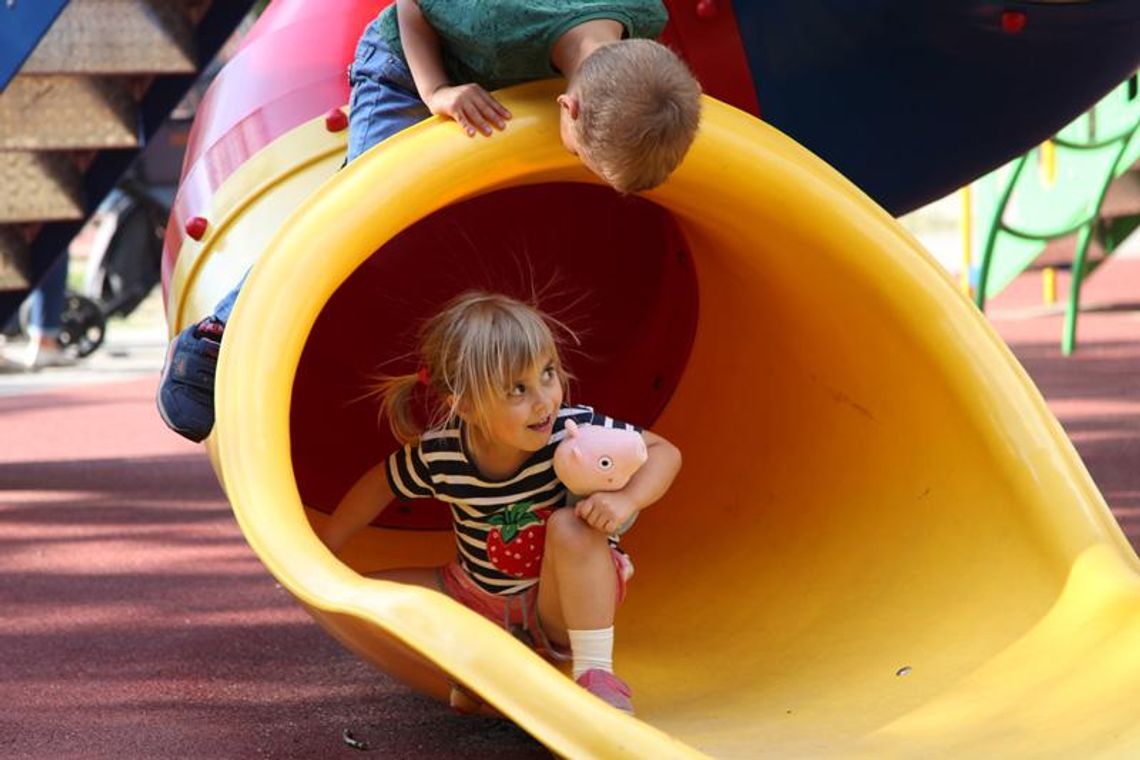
[386, 404, 639, 595]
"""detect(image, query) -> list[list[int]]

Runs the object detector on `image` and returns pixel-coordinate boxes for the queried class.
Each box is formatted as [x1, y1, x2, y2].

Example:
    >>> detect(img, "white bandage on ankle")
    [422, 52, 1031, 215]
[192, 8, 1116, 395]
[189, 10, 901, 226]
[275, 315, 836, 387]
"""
[568, 626, 615, 680]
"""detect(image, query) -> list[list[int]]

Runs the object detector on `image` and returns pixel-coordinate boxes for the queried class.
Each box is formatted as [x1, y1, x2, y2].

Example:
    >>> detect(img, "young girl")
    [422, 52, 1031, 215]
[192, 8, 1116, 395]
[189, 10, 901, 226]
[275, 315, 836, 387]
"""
[316, 291, 682, 715]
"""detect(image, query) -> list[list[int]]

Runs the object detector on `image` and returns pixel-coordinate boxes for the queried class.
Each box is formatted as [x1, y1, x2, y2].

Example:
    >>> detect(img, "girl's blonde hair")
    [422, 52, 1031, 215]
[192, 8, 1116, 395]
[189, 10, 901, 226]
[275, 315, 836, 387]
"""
[377, 291, 574, 444]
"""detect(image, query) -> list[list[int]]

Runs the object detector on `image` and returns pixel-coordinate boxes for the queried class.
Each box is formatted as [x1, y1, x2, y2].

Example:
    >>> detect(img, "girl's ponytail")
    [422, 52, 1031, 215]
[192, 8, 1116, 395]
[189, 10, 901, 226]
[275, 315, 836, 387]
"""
[376, 372, 423, 444]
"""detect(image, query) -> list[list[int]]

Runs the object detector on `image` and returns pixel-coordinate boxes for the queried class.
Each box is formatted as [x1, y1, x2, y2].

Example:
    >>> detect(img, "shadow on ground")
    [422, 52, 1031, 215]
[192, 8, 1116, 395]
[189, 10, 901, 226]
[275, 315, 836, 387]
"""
[0, 451, 548, 759]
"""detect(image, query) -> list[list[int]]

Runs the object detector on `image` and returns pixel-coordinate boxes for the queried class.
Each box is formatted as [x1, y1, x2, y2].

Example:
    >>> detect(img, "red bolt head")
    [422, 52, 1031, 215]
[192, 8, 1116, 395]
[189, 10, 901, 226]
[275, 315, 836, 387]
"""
[185, 216, 208, 241]
[325, 108, 348, 132]
[696, 0, 718, 19]
[1001, 10, 1027, 34]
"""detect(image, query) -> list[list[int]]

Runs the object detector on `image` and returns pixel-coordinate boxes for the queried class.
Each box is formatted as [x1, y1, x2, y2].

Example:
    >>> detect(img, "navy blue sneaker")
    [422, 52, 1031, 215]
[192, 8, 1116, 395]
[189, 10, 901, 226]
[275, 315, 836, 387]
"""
[156, 316, 224, 442]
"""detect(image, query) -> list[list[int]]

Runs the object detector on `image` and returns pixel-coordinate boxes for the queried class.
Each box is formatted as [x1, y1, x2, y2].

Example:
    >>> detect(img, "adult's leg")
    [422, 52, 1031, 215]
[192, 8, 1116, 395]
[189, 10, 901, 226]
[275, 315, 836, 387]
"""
[17, 256, 75, 368]
[27, 254, 68, 342]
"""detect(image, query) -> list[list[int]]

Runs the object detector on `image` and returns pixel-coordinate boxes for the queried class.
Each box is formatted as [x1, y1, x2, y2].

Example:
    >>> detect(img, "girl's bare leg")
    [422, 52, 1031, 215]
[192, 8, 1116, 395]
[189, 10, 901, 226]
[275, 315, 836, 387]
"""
[536, 508, 618, 647]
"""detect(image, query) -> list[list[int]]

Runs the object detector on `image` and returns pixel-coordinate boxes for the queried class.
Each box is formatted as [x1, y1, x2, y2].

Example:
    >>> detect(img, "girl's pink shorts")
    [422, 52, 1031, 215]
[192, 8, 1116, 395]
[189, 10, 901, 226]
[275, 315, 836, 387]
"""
[436, 549, 633, 661]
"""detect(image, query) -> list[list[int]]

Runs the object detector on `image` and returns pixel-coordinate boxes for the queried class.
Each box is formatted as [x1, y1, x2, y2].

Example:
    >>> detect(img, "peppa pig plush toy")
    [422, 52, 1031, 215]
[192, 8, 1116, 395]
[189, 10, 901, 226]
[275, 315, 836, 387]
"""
[553, 419, 648, 497]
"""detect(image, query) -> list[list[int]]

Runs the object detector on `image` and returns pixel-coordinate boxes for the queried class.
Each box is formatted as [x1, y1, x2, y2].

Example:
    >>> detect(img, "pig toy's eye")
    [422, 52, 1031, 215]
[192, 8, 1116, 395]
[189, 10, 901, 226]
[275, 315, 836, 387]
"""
[597, 456, 614, 470]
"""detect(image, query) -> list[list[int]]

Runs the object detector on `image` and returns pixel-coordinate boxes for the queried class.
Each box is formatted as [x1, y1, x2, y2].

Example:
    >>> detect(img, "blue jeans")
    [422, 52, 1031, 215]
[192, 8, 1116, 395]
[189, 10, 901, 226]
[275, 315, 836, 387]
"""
[346, 20, 430, 163]
[27, 254, 68, 337]
[213, 23, 428, 323]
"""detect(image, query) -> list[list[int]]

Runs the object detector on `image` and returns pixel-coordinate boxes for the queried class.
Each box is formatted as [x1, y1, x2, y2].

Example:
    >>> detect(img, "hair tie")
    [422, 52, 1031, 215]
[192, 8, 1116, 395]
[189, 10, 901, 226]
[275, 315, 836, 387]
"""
[416, 366, 430, 386]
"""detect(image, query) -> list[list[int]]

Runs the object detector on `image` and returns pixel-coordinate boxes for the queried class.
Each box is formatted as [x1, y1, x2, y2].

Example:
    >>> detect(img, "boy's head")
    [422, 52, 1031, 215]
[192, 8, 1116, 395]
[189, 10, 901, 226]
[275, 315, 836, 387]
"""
[558, 39, 701, 194]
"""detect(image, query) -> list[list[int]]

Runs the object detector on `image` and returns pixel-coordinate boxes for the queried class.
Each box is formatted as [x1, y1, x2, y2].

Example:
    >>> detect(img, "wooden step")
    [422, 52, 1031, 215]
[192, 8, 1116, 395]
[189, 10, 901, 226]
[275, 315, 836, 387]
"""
[0, 76, 137, 151]
[20, 0, 197, 75]
[0, 153, 83, 223]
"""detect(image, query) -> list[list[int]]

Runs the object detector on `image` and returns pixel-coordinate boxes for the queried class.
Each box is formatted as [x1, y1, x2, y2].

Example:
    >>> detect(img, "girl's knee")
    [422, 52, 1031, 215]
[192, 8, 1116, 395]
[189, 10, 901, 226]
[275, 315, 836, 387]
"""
[546, 508, 606, 556]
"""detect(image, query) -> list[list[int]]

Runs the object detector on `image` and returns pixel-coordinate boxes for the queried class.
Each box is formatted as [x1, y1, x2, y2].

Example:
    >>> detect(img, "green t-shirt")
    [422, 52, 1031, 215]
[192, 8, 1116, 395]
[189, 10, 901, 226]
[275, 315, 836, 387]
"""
[377, 1, 668, 92]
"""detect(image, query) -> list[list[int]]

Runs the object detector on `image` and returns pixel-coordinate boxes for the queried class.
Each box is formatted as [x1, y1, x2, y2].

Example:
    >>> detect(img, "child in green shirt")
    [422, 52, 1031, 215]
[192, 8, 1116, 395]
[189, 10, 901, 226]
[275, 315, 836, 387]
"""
[358, 0, 702, 192]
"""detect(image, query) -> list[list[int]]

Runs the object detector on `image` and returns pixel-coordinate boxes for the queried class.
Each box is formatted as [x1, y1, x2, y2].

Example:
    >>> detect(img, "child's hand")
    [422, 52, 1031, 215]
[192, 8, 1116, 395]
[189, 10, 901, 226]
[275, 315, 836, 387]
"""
[575, 491, 638, 535]
[427, 84, 511, 137]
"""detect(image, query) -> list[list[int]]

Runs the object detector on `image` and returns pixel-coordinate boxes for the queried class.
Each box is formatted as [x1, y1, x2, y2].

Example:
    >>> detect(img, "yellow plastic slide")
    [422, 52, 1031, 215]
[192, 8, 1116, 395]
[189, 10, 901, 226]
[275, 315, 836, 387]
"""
[166, 82, 1140, 757]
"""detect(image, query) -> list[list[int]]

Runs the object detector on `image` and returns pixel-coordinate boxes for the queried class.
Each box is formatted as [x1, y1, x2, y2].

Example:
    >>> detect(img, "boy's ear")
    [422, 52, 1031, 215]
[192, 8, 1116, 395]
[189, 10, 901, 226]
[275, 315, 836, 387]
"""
[557, 93, 580, 120]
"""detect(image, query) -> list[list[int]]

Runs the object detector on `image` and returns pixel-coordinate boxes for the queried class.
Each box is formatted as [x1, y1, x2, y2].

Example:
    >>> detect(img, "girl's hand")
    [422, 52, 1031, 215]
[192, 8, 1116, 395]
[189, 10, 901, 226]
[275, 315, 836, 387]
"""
[426, 84, 511, 137]
[575, 491, 638, 535]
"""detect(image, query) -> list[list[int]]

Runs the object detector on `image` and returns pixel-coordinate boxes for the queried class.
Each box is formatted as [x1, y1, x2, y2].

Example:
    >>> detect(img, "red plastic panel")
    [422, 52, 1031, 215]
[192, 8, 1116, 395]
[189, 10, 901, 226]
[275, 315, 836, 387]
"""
[661, 0, 760, 116]
[161, 1, 390, 291]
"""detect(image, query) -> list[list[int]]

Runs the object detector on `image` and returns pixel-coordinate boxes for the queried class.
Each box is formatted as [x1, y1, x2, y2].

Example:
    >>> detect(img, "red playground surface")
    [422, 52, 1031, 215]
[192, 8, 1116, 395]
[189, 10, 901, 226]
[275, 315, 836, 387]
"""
[1, 256, 1136, 757]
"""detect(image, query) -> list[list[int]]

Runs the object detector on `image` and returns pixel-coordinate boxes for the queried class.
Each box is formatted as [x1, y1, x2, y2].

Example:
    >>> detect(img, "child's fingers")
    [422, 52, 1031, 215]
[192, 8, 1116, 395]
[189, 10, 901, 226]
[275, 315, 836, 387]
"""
[463, 104, 493, 136]
[574, 497, 593, 522]
[576, 499, 616, 533]
[477, 95, 509, 129]
[470, 97, 505, 132]
[576, 498, 606, 527]
[454, 115, 476, 137]
[461, 113, 482, 136]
